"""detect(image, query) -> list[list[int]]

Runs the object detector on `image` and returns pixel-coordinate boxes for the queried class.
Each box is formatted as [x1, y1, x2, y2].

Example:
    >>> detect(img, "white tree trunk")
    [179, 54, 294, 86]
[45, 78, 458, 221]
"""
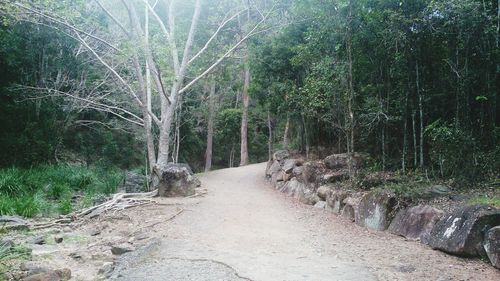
[205, 78, 216, 172]
[239, 62, 250, 166]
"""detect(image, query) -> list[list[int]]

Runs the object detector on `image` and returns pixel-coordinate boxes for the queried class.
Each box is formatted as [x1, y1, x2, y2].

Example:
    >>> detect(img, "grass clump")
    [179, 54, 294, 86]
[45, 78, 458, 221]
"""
[0, 164, 124, 218]
[467, 195, 500, 208]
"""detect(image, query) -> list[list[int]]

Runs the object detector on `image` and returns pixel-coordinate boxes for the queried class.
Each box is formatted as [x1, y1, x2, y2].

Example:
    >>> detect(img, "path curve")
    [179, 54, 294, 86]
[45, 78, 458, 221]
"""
[116, 163, 499, 281]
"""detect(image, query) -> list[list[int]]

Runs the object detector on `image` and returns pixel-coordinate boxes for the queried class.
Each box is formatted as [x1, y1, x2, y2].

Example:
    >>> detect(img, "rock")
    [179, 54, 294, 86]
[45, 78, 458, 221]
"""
[89, 229, 101, 236]
[31, 236, 45, 245]
[341, 193, 364, 222]
[20, 263, 50, 275]
[123, 171, 146, 193]
[361, 172, 396, 188]
[321, 171, 349, 183]
[271, 171, 284, 184]
[316, 185, 332, 200]
[292, 166, 304, 177]
[54, 236, 63, 244]
[273, 150, 289, 161]
[0, 215, 29, 231]
[282, 159, 297, 174]
[23, 269, 71, 281]
[388, 205, 444, 243]
[324, 153, 365, 170]
[266, 160, 281, 177]
[111, 243, 135, 255]
[423, 185, 450, 199]
[301, 161, 325, 185]
[98, 262, 114, 277]
[314, 201, 327, 209]
[69, 251, 83, 260]
[279, 178, 315, 205]
[134, 232, 149, 241]
[355, 190, 398, 231]
[484, 226, 500, 269]
[152, 163, 198, 197]
[327, 190, 352, 214]
[428, 205, 500, 257]
[282, 173, 292, 182]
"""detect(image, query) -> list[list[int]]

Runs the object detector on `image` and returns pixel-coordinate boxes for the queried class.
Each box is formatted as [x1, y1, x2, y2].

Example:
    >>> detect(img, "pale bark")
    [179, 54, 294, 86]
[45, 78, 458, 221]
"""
[267, 109, 273, 161]
[416, 61, 424, 168]
[283, 114, 290, 149]
[347, 0, 355, 154]
[205, 78, 217, 172]
[239, 62, 250, 166]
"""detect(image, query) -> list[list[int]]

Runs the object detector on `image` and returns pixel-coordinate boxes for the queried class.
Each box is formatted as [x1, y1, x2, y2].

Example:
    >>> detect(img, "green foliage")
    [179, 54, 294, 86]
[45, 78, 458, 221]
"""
[0, 164, 124, 217]
[468, 195, 500, 208]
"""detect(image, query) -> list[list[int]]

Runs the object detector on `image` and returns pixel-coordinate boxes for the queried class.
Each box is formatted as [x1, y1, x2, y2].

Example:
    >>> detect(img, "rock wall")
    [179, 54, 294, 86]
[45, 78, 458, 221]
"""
[265, 150, 500, 270]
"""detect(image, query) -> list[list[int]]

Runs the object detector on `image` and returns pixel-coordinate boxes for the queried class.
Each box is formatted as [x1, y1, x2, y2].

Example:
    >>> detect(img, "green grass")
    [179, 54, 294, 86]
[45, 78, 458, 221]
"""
[468, 195, 500, 207]
[0, 164, 124, 218]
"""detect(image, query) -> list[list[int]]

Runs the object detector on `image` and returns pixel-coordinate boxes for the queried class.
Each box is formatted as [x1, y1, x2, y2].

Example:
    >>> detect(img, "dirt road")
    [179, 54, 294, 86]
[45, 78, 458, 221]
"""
[114, 163, 499, 281]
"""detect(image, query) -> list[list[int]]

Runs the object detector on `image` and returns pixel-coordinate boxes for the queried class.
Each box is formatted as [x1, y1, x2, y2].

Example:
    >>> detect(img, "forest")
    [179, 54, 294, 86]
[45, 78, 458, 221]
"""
[0, 0, 499, 218]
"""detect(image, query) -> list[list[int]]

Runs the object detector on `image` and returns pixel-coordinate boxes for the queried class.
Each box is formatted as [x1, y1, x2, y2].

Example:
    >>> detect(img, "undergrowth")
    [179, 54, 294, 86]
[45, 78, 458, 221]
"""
[0, 164, 124, 218]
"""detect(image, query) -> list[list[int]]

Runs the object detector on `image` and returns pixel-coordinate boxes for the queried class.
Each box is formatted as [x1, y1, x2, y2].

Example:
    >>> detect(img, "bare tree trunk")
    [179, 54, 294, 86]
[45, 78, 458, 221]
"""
[402, 88, 409, 173]
[205, 78, 216, 172]
[347, 0, 355, 154]
[302, 115, 310, 160]
[239, 62, 250, 166]
[174, 96, 183, 164]
[416, 61, 424, 168]
[412, 110, 417, 168]
[283, 114, 290, 149]
[144, 2, 156, 172]
[267, 109, 273, 161]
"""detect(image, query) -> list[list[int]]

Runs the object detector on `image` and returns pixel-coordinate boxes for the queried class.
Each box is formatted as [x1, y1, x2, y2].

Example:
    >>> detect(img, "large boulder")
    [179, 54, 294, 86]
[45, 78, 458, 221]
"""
[327, 190, 352, 214]
[273, 150, 289, 161]
[355, 190, 398, 231]
[279, 178, 315, 205]
[484, 226, 500, 269]
[428, 205, 500, 257]
[388, 205, 444, 243]
[324, 153, 366, 170]
[123, 171, 146, 193]
[341, 193, 364, 222]
[152, 163, 198, 197]
[316, 185, 332, 201]
[282, 159, 298, 174]
[422, 185, 451, 199]
[266, 160, 281, 177]
[300, 161, 326, 186]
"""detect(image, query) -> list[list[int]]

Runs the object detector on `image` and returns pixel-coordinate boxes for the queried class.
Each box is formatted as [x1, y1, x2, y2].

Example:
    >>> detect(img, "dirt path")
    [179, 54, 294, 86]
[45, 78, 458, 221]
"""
[114, 163, 499, 281]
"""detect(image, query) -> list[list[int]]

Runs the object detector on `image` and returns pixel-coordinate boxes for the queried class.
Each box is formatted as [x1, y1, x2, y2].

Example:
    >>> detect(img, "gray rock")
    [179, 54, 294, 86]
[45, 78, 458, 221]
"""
[20, 262, 50, 275]
[54, 236, 63, 244]
[271, 171, 284, 184]
[341, 194, 364, 222]
[388, 205, 444, 243]
[98, 262, 115, 277]
[111, 243, 135, 255]
[23, 268, 71, 281]
[273, 150, 289, 161]
[69, 251, 83, 260]
[316, 185, 332, 200]
[355, 190, 398, 231]
[123, 171, 146, 193]
[152, 163, 198, 197]
[314, 201, 327, 209]
[324, 153, 366, 170]
[279, 178, 315, 205]
[423, 185, 450, 199]
[32, 236, 45, 245]
[292, 166, 304, 177]
[327, 190, 352, 214]
[0, 215, 29, 231]
[484, 226, 500, 269]
[428, 205, 500, 257]
[89, 229, 101, 236]
[282, 159, 298, 174]
[266, 160, 281, 177]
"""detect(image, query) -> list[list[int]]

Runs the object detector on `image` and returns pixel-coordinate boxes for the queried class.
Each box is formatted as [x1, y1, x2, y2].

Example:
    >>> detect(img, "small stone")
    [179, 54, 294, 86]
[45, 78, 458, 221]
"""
[69, 251, 83, 260]
[31, 236, 45, 245]
[23, 268, 71, 281]
[20, 262, 50, 275]
[111, 243, 135, 255]
[98, 262, 114, 277]
[54, 236, 63, 244]
[134, 233, 149, 241]
[89, 229, 101, 236]
[63, 227, 72, 233]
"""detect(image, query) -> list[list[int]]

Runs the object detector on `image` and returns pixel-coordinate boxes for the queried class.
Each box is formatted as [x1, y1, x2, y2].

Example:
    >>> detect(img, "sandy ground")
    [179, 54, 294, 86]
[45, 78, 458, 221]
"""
[113, 163, 498, 281]
[8, 163, 499, 281]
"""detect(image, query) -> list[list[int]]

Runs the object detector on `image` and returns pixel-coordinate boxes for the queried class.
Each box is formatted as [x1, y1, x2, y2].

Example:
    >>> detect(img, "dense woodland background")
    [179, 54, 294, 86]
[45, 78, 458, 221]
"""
[0, 0, 498, 217]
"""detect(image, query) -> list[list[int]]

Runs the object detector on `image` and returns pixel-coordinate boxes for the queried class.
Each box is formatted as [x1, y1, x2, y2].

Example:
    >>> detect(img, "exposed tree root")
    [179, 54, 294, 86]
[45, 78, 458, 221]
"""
[29, 190, 159, 230]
